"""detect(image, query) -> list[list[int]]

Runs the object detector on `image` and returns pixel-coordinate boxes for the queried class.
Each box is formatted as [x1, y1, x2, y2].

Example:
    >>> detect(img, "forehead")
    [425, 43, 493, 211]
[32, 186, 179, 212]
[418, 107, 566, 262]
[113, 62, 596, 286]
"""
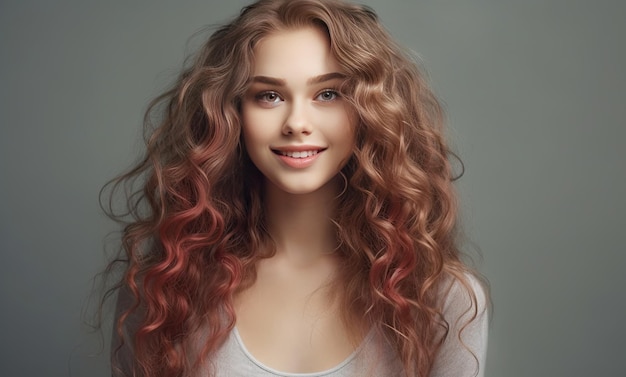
[251, 27, 341, 77]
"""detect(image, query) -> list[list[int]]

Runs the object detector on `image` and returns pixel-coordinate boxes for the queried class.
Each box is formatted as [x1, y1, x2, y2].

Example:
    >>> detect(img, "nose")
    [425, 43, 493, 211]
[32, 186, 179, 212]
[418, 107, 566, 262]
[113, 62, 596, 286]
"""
[282, 101, 312, 136]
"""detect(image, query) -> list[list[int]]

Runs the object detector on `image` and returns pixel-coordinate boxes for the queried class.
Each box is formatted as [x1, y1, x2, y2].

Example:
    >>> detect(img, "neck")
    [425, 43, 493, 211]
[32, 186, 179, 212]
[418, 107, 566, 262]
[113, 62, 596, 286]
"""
[263, 177, 342, 266]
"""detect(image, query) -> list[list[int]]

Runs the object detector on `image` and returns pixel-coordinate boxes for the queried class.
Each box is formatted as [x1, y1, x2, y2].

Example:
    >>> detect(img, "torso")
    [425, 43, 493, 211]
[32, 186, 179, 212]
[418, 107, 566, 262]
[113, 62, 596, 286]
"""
[234, 253, 365, 374]
[207, 325, 404, 377]
[180, 270, 486, 377]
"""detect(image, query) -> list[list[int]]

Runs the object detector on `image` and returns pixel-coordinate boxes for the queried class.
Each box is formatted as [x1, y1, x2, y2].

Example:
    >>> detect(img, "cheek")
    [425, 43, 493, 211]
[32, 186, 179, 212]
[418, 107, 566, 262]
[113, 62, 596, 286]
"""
[242, 128, 266, 156]
[326, 110, 356, 149]
[241, 106, 266, 148]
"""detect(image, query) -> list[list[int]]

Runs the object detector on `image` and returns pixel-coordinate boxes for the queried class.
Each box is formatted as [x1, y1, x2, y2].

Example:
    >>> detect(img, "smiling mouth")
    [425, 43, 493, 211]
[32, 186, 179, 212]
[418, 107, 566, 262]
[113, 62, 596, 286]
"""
[272, 149, 325, 158]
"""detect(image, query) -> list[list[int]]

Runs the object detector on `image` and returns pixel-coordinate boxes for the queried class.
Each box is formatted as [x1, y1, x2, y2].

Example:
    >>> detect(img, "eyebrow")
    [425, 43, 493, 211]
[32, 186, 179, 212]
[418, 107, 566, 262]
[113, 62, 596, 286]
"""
[250, 72, 345, 86]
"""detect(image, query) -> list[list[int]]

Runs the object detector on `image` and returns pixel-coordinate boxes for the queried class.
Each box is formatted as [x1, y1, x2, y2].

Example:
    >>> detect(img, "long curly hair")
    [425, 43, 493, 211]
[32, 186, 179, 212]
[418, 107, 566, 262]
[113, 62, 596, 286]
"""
[101, 0, 485, 376]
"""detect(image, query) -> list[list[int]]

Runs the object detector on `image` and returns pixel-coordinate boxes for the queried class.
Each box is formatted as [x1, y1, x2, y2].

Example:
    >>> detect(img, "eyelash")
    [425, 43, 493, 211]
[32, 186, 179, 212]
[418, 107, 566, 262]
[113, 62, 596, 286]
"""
[255, 91, 282, 104]
[254, 89, 340, 105]
[316, 90, 339, 101]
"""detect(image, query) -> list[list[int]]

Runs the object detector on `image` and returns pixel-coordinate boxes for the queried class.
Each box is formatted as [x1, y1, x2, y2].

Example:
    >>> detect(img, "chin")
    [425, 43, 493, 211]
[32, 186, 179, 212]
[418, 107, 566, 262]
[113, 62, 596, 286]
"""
[268, 177, 339, 197]
[278, 184, 325, 195]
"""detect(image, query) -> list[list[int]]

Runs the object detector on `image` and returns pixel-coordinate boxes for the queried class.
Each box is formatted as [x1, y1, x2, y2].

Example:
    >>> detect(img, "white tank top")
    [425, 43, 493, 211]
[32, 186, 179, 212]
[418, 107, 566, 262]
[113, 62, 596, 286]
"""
[202, 275, 488, 377]
[209, 327, 404, 377]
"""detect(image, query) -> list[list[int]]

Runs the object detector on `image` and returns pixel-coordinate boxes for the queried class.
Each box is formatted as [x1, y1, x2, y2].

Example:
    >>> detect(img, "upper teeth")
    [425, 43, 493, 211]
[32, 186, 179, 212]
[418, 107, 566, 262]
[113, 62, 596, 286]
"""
[281, 150, 318, 158]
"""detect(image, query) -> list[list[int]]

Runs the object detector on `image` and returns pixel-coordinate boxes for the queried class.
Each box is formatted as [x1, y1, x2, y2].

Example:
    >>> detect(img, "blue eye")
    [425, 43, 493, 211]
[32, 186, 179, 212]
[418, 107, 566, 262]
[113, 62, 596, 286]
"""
[316, 90, 339, 101]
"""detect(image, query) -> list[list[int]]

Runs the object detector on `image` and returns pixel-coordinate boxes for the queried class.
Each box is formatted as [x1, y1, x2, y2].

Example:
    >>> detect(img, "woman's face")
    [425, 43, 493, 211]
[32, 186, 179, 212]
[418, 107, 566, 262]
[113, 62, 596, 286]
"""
[241, 27, 355, 196]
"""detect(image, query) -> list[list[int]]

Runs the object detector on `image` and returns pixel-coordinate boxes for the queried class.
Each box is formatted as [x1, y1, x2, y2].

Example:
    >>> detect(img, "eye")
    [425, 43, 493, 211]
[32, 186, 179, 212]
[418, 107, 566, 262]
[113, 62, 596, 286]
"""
[316, 90, 339, 102]
[255, 91, 283, 104]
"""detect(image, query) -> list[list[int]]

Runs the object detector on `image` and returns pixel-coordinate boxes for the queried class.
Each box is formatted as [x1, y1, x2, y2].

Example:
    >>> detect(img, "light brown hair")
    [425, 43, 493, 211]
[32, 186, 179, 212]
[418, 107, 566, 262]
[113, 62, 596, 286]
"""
[102, 1, 486, 376]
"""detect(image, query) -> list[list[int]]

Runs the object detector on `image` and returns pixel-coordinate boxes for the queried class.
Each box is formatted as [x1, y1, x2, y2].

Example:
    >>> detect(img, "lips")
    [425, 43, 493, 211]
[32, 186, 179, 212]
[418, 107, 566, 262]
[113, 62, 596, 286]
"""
[271, 145, 326, 156]
[276, 150, 319, 158]
[271, 146, 326, 168]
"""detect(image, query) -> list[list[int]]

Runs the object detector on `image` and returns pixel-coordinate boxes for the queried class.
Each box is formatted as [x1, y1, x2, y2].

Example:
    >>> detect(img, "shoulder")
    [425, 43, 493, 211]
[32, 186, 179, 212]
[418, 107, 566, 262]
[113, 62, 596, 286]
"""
[432, 272, 489, 377]
[439, 272, 489, 322]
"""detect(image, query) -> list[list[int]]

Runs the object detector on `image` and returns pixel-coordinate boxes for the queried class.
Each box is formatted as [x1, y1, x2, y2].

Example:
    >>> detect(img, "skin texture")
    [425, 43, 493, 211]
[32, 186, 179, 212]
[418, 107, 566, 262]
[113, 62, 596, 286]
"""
[242, 27, 355, 197]
[236, 26, 359, 373]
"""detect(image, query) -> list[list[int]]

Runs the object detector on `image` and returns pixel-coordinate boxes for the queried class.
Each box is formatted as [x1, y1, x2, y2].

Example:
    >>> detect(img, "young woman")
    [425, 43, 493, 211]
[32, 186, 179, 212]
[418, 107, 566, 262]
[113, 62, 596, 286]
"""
[104, 0, 488, 376]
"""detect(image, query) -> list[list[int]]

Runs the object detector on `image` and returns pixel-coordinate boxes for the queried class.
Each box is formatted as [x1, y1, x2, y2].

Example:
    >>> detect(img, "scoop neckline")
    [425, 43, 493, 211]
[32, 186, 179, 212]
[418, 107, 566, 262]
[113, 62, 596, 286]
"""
[232, 327, 375, 376]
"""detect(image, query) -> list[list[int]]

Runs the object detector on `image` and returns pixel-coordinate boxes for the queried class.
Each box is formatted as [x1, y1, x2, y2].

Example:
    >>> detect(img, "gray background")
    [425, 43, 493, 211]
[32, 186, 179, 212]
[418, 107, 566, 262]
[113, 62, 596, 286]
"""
[1, 1, 624, 376]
